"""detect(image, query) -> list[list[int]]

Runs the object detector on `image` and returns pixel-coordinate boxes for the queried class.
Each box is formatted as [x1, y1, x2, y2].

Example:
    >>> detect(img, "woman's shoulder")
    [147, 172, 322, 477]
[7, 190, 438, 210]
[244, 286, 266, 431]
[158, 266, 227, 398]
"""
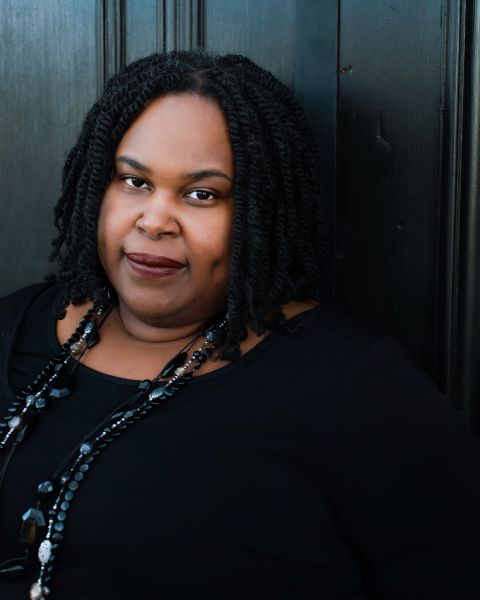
[0, 281, 51, 304]
[272, 300, 448, 416]
[0, 283, 68, 361]
[0, 282, 57, 331]
[279, 299, 384, 370]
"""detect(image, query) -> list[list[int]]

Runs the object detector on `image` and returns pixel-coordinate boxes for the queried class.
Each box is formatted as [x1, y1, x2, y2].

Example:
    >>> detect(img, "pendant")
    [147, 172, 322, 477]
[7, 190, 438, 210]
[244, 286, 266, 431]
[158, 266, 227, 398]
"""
[47, 371, 75, 399]
[20, 508, 46, 548]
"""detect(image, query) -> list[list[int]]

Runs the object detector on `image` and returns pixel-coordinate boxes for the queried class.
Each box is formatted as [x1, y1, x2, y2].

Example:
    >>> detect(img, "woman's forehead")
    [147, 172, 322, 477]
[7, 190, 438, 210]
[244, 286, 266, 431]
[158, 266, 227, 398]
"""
[115, 94, 233, 174]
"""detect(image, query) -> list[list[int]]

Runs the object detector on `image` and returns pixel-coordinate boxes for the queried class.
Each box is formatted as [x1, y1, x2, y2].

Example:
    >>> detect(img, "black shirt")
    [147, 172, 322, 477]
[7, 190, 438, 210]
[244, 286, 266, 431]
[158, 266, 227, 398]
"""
[1, 284, 480, 599]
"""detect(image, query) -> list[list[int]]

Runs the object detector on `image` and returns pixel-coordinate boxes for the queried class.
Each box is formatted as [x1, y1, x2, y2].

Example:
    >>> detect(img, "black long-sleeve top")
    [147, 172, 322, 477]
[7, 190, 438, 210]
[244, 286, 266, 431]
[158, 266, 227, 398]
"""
[0, 283, 479, 599]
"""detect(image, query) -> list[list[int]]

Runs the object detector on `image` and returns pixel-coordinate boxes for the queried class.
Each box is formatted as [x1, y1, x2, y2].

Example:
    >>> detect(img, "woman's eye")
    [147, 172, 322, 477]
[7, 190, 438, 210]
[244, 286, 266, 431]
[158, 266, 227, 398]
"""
[186, 190, 216, 202]
[123, 176, 149, 189]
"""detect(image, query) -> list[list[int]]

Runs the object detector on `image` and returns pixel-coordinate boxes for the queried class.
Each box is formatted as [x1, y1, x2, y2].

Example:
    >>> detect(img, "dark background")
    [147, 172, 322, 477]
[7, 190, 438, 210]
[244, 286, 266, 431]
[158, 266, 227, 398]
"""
[1, 0, 479, 431]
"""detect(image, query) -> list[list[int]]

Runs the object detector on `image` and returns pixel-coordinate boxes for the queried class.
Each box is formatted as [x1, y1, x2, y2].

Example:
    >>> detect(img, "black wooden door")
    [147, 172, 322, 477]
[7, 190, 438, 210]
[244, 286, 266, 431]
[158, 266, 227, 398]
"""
[1, 0, 479, 429]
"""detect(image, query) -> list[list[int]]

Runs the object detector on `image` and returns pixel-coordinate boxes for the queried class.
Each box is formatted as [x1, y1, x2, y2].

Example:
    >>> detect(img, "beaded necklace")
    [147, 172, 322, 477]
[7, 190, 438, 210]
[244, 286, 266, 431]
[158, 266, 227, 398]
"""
[0, 300, 227, 599]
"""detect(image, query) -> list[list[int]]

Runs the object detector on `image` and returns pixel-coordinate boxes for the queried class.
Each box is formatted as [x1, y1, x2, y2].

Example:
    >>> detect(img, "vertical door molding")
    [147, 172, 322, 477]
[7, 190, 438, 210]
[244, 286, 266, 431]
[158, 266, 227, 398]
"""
[437, 0, 468, 403]
[124, 0, 204, 67]
[160, 0, 205, 51]
[456, 0, 480, 431]
[97, 0, 126, 89]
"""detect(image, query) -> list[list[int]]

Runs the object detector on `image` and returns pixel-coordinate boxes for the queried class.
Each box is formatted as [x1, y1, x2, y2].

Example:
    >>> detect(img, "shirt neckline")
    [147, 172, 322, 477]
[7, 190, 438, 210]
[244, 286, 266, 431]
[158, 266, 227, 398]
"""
[44, 300, 322, 386]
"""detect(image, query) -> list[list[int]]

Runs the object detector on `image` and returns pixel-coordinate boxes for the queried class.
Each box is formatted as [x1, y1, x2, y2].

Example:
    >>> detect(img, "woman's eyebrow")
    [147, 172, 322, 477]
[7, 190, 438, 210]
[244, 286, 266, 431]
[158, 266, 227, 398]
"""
[184, 169, 233, 183]
[116, 157, 232, 183]
[116, 155, 151, 173]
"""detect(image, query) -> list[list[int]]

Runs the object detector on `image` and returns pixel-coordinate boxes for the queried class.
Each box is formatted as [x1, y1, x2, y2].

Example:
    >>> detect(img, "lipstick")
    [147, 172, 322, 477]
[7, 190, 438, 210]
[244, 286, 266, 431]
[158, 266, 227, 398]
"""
[124, 253, 185, 279]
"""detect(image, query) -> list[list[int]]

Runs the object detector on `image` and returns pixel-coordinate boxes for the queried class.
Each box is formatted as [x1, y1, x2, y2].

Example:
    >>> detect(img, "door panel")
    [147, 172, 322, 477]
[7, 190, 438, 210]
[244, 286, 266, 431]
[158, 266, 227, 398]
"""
[0, 0, 100, 292]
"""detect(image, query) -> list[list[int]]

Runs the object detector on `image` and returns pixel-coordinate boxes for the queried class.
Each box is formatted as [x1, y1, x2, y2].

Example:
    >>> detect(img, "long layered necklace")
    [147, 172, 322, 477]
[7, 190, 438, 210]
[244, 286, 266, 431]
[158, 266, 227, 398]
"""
[0, 300, 227, 599]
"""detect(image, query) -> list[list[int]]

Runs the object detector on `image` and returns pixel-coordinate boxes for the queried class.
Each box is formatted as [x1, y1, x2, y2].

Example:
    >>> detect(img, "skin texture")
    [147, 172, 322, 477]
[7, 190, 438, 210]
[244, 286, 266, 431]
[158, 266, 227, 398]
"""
[57, 93, 316, 379]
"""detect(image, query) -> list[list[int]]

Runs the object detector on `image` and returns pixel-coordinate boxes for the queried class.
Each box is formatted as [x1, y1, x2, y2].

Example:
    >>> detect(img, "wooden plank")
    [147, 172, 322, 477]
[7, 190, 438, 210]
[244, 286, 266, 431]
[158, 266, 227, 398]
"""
[204, 0, 295, 87]
[336, 0, 447, 374]
[0, 0, 100, 294]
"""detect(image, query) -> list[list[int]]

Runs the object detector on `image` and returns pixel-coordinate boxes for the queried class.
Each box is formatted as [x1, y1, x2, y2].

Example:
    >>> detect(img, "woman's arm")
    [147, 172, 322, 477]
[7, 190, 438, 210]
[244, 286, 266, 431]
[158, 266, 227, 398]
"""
[324, 338, 480, 599]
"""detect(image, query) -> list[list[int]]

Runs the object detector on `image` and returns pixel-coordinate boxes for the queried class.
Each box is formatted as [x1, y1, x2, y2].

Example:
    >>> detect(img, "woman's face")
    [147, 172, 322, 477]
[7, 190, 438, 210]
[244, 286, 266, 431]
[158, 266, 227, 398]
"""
[97, 93, 235, 329]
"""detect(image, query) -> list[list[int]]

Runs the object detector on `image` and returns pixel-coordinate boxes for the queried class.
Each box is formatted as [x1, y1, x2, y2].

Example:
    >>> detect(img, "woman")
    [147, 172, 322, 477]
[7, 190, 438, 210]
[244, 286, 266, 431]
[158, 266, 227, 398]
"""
[0, 51, 479, 599]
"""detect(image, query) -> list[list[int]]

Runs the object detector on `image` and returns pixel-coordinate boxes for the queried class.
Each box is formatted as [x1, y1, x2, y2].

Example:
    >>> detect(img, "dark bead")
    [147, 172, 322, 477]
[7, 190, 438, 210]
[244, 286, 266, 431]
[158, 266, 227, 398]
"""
[138, 379, 151, 390]
[79, 443, 93, 455]
[51, 532, 62, 543]
[68, 481, 79, 491]
[60, 473, 70, 485]
[54, 522, 64, 532]
[74, 472, 84, 482]
[47, 371, 74, 399]
[20, 508, 46, 547]
[79, 464, 89, 473]
[34, 396, 48, 410]
[110, 411, 126, 421]
[0, 422, 7, 429]
[64, 491, 74, 501]
[60, 501, 70, 511]
[192, 350, 201, 359]
[205, 330, 220, 343]
[37, 481, 54, 499]
[159, 351, 188, 378]
[148, 385, 167, 401]
[48, 386, 71, 399]
[57, 511, 67, 522]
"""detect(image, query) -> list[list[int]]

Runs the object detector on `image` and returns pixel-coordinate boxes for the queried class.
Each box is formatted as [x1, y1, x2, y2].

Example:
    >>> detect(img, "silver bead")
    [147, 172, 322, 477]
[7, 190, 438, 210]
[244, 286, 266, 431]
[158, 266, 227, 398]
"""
[8, 416, 22, 429]
[38, 539, 52, 565]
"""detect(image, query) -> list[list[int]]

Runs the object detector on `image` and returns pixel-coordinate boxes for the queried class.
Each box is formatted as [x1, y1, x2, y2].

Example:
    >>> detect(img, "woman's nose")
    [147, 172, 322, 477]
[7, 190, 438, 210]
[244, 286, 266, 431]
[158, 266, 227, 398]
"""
[135, 195, 181, 239]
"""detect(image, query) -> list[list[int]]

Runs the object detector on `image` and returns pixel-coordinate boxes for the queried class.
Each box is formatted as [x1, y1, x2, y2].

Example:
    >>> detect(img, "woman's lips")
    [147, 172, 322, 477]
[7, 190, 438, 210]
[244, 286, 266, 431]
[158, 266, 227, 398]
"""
[124, 253, 185, 279]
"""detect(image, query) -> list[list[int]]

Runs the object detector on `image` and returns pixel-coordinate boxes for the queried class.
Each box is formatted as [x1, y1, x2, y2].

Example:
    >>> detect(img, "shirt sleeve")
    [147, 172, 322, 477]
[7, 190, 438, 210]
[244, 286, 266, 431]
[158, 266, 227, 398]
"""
[321, 338, 480, 599]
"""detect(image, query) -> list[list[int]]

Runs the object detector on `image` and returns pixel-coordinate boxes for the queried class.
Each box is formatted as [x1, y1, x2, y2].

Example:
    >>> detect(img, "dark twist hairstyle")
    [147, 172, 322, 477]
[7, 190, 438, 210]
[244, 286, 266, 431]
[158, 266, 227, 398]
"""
[51, 50, 327, 360]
